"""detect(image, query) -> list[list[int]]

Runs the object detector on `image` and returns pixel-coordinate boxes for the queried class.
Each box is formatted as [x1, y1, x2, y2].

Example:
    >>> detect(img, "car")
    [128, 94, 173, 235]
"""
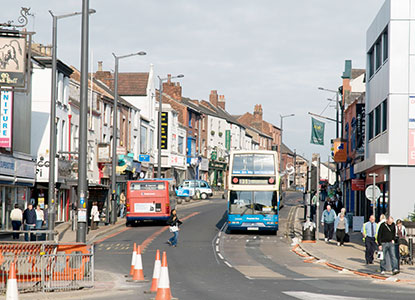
[176, 180, 213, 200]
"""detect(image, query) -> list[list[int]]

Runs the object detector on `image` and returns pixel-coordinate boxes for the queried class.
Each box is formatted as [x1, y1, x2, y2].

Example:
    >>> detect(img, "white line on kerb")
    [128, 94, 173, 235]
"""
[216, 245, 220, 252]
[224, 261, 232, 268]
[216, 238, 220, 245]
[218, 253, 224, 260]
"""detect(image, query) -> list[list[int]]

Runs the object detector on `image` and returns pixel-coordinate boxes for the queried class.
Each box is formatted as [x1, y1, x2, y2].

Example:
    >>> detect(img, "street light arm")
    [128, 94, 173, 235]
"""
[318, 87, 340, 94]
[113, 51, 146, 60]
[50, 9, 96, 19]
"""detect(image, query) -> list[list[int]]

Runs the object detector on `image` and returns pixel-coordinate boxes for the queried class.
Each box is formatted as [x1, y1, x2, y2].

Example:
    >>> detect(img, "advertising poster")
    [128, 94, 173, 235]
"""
[0, 90, 13, 148]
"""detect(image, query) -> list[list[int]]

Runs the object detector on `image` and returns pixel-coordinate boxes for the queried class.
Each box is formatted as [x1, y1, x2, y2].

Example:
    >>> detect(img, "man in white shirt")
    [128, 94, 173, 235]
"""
[10, 204, 23, 240]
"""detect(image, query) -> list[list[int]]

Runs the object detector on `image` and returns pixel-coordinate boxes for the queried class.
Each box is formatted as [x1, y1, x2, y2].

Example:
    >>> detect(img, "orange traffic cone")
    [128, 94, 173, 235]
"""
[155, 252, 172, 300]
[6, 261, 18, 300]
[149, 250, 161, 292]
[132, 245, 145, 281]
[130, 243, 137, 276]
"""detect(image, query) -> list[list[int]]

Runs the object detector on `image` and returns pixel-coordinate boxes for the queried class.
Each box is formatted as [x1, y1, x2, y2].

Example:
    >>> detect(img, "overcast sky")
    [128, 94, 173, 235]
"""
[2, 1, 384, 160]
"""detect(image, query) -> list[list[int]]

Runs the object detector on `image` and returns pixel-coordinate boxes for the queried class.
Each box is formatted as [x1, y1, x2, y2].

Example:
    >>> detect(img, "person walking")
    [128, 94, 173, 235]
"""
[90, 201, 100, 230]
[167, 209, 182, 247]
[10, 204, 23, 240]
[23, 204, 36, 241]
[377, 216, 399, 275]
[321, 204, 336, 242]
[362, 215, 377, 264]
[333, 197, 344, 216]
[334, 208, 349, 246]
[119, 191, 126, 218]
[35, 205, 44, 229]
[43, 204, 49, 229]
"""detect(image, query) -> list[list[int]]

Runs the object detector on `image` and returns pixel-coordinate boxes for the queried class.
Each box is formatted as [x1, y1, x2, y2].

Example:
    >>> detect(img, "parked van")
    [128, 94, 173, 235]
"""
[176, 180, 213, 199]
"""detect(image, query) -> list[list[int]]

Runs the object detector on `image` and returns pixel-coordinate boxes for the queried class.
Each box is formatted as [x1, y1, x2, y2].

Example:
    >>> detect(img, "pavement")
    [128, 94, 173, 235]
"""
[293, 205, 415, 284]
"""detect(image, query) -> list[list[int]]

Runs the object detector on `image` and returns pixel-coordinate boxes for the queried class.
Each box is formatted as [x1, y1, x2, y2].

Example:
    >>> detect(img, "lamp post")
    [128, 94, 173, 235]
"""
[48, 7, 95, 241]
[157, 74, 184, 178]
[279, 113, 295, 173]
[111, 51, 146, 225]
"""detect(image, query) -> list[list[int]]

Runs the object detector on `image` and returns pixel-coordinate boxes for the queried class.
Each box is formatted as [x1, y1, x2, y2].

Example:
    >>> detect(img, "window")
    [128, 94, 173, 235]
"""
[368, 49, 374, 78]
[375, 105, 381, 136]
[103, 103, 107, 125]
[178, 136, 184, 154]
[149, 129, 154, 152]
[375, 40, 382, 70]
[232, 154, 275, 175]
[202, 117, 206, 131]
[382, 100, 387, 132]
[188, 112, 192, 128]
[368, 111, 374, 140]
[140, 126, 147, 153]
[383, 29, 388, 62]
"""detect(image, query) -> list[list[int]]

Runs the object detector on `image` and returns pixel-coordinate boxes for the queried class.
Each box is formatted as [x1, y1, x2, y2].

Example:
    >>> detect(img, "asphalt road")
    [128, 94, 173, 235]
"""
[83, 193, 415, 300]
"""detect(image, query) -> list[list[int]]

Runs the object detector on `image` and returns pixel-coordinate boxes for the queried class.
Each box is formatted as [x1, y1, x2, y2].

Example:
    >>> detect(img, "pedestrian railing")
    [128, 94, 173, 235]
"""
[0, 246, 94, 293]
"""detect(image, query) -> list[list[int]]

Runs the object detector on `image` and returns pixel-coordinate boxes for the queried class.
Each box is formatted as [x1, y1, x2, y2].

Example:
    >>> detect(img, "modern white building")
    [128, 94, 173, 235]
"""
[355, 0, 415, 219]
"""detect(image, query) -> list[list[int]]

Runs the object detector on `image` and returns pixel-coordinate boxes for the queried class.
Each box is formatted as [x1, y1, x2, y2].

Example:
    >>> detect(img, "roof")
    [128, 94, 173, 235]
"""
[200, 101, 245, 128]
[117, 73, 149, 96]
[351, 69, 365, 80]
[245, 126, 272, 139]
[281, 143, 294, 155]
[33, 56, 73, 77]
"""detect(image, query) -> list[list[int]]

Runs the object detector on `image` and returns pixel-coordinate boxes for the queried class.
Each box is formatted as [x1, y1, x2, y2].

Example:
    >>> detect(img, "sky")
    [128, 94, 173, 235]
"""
[2, 0, 384, 160]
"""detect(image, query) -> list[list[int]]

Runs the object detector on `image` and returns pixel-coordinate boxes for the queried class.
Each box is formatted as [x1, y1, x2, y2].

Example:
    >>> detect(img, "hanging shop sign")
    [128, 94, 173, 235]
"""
[0, 37, 26, 87]
[161, 112, 168, 150]
[225, 130, 231, 151]
[0, 90, 12, 148]
[332, 138, 347, 163]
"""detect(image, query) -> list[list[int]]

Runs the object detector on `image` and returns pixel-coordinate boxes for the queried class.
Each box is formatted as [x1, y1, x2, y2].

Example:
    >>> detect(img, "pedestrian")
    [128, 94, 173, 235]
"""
[10, 204, 23, 240]
[333, 197, 343, 215]
[334, 208, 349, 246]
[395, 219, 407, 241]
[23, 204, 36, 241]
[321, 204, 336, 242]
[90, 201, 100, 230]
[35, 205, 44, 229]
[362, 215, 377, 264]
[310, 191, 317, 221]
[377, 216, 399, 275]
[119, 190, 126, 218]
[167, 209, 182, 247]
[43, 204, 49, 229]
[323, 197, 332, 211]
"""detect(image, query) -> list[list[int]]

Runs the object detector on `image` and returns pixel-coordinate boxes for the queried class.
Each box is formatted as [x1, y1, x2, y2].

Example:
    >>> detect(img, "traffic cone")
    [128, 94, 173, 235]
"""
[6, 261, 18, 300]
[132, 245, 145, 281]
[155, 252, 172, 300]
[129, 243, 137, 276]
[149, 250, 161, 292]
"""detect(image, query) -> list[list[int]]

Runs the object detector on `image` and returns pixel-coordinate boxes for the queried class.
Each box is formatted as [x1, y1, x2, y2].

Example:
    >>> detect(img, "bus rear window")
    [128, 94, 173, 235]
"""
[232, 154, 275, 175]
[130, 182, 165, 190]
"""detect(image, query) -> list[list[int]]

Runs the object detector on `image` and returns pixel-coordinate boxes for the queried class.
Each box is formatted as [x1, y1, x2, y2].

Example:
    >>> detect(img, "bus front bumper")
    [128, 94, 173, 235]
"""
[126, 216, 170, 222]
[227, 222, 279, 231]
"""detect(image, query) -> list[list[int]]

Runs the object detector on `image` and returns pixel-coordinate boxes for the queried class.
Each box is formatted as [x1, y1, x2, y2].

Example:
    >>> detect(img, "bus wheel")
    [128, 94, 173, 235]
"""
[201, 193, 208, 200]
[126, 221, 131, 227]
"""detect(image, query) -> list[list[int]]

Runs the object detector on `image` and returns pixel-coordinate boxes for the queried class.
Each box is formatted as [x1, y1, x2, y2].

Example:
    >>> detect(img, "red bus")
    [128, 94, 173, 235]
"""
[126, 180, 173, 226]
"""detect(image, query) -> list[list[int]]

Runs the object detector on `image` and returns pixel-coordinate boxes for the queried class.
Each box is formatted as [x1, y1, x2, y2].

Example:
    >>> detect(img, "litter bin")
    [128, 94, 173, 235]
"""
[302, 221, 316, 241]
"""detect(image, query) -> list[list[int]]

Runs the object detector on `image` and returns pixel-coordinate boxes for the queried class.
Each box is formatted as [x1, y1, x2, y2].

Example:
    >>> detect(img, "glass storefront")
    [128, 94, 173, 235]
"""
[0, 185, 30, 230]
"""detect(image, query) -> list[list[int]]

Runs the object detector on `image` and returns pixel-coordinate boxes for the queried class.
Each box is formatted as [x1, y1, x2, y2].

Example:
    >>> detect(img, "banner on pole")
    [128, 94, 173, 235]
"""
[310, 117, 325, 145]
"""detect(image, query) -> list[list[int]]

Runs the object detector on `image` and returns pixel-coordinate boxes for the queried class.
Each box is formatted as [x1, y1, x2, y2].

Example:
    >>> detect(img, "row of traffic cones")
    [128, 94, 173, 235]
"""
[128, 243, 176, 300]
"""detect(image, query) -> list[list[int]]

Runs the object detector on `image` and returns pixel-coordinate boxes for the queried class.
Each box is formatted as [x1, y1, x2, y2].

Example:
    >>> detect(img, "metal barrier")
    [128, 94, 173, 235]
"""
[0, 246, 94, 293]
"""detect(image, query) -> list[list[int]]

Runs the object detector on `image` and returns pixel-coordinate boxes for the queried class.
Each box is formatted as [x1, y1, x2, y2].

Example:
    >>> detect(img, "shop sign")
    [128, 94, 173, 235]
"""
[408, 97, 415, 165]
[16, 159, 35, 179]
[332, 139, 347, 163]
[356, 104, 365, 155]
[97, 143, 111, 163]
[0, 37, 26, 87]
[210, 151, 217, 161]
[116, 146, 126, 155]
[351, 179, 365, 191]
[200, 158, 209, 171]
[161, 112, 168, 150]
[225, 130, 231, 151]
[0, 154, 15, 176]
[0, 90, 13, 148]
[170, 155, 185, 167]
[139, 154, 150, 162]
[209, 161, 227, 170]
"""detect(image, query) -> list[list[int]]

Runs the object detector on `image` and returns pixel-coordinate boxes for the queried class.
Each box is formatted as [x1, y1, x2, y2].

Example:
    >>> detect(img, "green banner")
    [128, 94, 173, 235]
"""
[225, 130, 231, 151]
[310, 117, 325, 145]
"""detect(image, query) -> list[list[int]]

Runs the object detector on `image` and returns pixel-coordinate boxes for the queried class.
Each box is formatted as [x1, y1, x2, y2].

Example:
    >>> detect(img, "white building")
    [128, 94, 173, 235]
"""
[355, 0, 415, 219]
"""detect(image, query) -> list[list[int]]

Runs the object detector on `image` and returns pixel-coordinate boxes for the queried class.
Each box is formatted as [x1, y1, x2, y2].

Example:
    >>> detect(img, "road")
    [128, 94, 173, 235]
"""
[84, 192, 415, 300]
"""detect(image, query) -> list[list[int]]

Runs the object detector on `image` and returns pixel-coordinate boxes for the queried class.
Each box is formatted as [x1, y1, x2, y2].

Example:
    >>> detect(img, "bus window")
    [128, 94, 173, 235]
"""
[232, 154, 275, 175]
[229, 191, 252, 214]
[254, 155, 275, 175]
[253, 191, 277, 214]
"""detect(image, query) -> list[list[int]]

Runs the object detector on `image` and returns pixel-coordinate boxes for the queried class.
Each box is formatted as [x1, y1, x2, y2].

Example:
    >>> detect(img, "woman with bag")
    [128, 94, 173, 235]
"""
[334, 208, 349, 246]
[167, 209, 182, 247]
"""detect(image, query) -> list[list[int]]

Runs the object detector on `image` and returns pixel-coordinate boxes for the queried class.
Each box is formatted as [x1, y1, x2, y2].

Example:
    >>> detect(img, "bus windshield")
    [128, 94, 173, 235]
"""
[232, 154, 275, 175]
[229, 191, 277, 215]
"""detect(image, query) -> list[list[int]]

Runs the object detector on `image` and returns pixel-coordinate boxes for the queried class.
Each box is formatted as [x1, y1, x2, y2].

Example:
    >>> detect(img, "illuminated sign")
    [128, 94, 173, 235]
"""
[0, 90, 13, 148]
[161, 112, 168, 150]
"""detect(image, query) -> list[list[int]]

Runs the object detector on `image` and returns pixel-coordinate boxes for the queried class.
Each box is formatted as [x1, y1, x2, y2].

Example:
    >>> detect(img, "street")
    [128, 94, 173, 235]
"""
[85, 193, 415, 300]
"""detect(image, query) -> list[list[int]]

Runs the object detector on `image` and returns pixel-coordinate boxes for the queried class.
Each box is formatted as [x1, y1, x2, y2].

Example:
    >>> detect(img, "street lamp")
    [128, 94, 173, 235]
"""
[111, 51, 146, 225]
[279, 113, 295, 173]
[48, 7, 95, 240]
[157, 74, 184, 178]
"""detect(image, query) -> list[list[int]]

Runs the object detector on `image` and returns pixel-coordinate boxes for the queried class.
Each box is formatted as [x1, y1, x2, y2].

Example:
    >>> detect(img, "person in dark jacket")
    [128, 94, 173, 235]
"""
[377, 216, 399, 275]
[23, 204, 36, 241]
[167, 209, 182, 247]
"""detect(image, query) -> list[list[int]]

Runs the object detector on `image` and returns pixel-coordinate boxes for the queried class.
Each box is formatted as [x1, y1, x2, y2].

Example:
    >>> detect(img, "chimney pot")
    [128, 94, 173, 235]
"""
[167, 74, 172, 83]
[98, 61, 103, 72]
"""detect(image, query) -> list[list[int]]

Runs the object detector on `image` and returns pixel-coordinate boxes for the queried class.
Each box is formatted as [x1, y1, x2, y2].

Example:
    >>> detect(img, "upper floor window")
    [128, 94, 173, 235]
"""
[375, 39, 382, 70]
[382, 99, 387, 132]
[188, 112, 192, 128]
[383, 30, 388, 62]
[368, 111, 374, 140]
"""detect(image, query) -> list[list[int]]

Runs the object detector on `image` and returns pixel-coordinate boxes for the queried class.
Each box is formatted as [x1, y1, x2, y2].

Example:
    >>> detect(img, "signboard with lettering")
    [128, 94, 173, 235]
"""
[161, 112, 168, 150]
[408, 97, 415, 165]
[351, 179, 365, 191]
[97, 143, 111, 163]
[225, 130, 231, 151]
[333, 138, 347, 163]
[139, 154, 150, 162]
[0, 37, 26, 87]
[0, 90, 13, 148]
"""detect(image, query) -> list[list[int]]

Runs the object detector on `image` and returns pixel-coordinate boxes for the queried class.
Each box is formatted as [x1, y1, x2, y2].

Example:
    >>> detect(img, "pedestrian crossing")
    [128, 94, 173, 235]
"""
[96, 242, 131, 252]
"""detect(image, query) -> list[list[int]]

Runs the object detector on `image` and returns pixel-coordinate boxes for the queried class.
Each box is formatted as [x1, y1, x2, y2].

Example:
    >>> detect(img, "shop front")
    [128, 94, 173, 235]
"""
[208, 161, 227, 189]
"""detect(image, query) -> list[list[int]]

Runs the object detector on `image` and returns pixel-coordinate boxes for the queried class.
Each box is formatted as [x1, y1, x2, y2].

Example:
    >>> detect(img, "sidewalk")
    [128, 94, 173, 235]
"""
[294, 206, 415, 283]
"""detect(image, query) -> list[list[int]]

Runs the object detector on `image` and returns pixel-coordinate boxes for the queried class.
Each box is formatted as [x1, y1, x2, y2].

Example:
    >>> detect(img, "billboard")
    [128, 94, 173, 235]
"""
[0, 37, 26, 87]
[0, 90, 13, 148]
[161, 112, 168, 150]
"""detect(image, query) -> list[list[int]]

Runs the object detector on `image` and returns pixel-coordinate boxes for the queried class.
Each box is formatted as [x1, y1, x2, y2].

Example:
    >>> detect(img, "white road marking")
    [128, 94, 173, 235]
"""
[216, 245, 220, 252]
[283, 291, 370, 300]
[218, 253, 224, 260]
[224, 261, 232, 268]
[245, 276, 253, 280]
[216, 239, 220, 245]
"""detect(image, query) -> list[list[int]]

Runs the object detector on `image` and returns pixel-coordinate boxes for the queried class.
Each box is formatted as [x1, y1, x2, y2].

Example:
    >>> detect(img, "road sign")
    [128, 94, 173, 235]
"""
[365, 185, 381, 201]
[139, 154, 150, 162]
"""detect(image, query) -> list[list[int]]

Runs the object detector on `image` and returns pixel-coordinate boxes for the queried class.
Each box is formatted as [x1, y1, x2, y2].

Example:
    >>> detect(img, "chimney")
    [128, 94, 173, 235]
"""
[218, 95, 226, 110]
[252, 104, 263, 131]
[97, 61, 103, 72]
[209, 90, 218, 107]
[162, 74, 182, 101]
